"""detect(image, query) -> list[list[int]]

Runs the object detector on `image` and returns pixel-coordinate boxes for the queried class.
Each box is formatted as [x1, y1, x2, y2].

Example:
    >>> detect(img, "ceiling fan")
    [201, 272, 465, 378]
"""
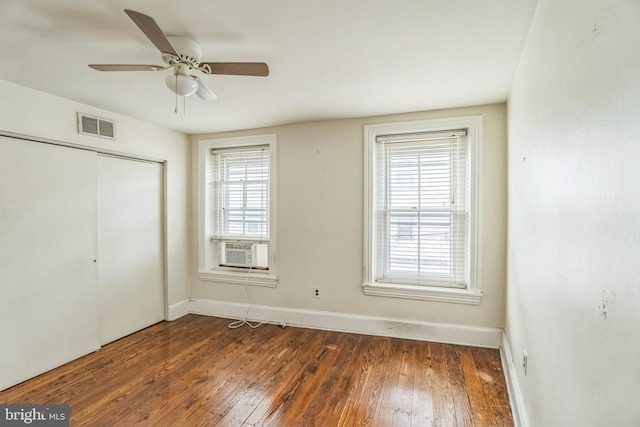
[89, 9, 269, 102]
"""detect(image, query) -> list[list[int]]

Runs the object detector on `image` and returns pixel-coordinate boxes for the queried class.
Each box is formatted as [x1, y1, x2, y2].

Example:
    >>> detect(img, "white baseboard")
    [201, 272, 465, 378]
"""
[167, 299, 189, 321]
[188, 298, 502, 348]
[500, 334, 529, 427]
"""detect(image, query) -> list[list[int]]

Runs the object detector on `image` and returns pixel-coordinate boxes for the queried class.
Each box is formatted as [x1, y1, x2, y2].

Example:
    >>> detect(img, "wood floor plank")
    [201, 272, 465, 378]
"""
[298, 333, 364, 426]
[348, 335, 393, 426]
[144, 320, 281, 424]
[262, 332, 344, 426]
[180, 325, 300, 427]
[375, 338, 409, 426]
[145, 323, 290, 426]
[197, 325, 307, 426]
[410, 341, 436, 426]
[78, 317, 258, 424]
[237, 328, 329, 426]
[430, 342, 458, 426]
[446, 345, 476, 427]
[209, 327, 300, 423]
[0, 315, 514, 426]
[473, 347, 514, 426]
[459, 346, 494, 426]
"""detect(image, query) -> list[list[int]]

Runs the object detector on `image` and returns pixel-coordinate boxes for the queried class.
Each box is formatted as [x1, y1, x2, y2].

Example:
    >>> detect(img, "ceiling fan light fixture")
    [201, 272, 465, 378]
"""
[165, 73, 198, 97]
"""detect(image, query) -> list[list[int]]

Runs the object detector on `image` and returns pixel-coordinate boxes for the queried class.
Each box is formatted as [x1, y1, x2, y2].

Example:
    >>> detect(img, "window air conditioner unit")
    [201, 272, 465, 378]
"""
[222, 242, 256, 268]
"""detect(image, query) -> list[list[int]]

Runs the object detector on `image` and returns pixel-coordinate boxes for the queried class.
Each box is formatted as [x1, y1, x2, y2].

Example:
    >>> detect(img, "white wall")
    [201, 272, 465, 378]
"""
[191, 104, 507, 333]
[0, 79, 191, 307]
[506, 0, 640, 425]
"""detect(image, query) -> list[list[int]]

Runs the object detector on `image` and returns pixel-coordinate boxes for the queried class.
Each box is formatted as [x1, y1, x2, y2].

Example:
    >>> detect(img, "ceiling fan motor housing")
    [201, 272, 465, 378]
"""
[163, 36, 202, 67]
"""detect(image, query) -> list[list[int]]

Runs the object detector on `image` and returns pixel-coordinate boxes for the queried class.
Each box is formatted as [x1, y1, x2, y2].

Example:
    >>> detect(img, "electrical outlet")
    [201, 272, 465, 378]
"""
[522, 350, 528, 376]
[313, 288, 320, 298]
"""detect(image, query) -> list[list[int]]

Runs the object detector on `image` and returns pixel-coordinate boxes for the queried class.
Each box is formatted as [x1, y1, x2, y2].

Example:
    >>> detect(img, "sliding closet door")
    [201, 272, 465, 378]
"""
[97, 155, 164, 345]
[0, 137, 101, 391]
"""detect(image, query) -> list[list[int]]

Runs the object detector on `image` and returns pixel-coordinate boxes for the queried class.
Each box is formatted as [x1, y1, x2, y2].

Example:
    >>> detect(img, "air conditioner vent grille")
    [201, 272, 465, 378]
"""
[221, 242, 256, 268]
[78, 112, 116, 140]
[226, 249, 251, 265]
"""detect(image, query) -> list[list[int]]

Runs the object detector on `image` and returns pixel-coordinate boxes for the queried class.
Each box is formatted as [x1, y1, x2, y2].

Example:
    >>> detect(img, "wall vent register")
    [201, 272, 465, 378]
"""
[78, 112, 116, 140]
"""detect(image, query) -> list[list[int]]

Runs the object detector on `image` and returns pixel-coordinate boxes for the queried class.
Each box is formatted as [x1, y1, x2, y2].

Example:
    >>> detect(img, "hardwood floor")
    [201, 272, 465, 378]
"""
[0, 315, 513, 426]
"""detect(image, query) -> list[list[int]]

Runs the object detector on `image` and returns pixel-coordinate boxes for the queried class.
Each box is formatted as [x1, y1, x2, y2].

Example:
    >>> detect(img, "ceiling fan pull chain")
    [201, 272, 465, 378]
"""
[174, 74, 179, 114]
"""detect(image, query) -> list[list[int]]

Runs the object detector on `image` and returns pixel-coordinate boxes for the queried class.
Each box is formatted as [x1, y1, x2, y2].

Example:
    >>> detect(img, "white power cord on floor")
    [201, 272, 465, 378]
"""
[228, 266, 264, 329]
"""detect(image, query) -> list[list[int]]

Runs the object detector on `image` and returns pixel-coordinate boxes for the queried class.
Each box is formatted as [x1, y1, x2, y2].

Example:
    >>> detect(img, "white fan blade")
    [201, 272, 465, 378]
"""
[194, 77, 217, 100]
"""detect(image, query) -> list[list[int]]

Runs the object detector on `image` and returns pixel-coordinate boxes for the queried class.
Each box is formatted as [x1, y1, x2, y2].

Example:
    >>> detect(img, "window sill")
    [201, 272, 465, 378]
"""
[199, 269, 278, 288]
[362, 281, 482, 305]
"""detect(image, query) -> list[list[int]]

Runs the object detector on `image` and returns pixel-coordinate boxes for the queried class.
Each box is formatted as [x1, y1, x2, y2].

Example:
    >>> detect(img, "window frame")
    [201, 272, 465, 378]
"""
[198, 134, 278, 287]
[363, 116, 482, 304]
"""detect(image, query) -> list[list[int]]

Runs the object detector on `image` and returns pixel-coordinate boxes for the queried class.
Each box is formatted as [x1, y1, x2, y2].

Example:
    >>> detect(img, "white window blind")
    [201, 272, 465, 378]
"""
[375, 130, 469, 288]
[209, 146, 270, 241]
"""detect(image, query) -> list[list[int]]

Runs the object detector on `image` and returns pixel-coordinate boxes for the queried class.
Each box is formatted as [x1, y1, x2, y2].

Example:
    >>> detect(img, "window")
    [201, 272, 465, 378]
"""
[211, 147, 269, 268]
[363, 116, 482, 304]
[198, 134, 277, 287]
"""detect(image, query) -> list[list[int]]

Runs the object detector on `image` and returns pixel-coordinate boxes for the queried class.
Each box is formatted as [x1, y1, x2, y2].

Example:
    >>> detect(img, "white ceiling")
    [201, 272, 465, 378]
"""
[0, 0, 538, 135]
